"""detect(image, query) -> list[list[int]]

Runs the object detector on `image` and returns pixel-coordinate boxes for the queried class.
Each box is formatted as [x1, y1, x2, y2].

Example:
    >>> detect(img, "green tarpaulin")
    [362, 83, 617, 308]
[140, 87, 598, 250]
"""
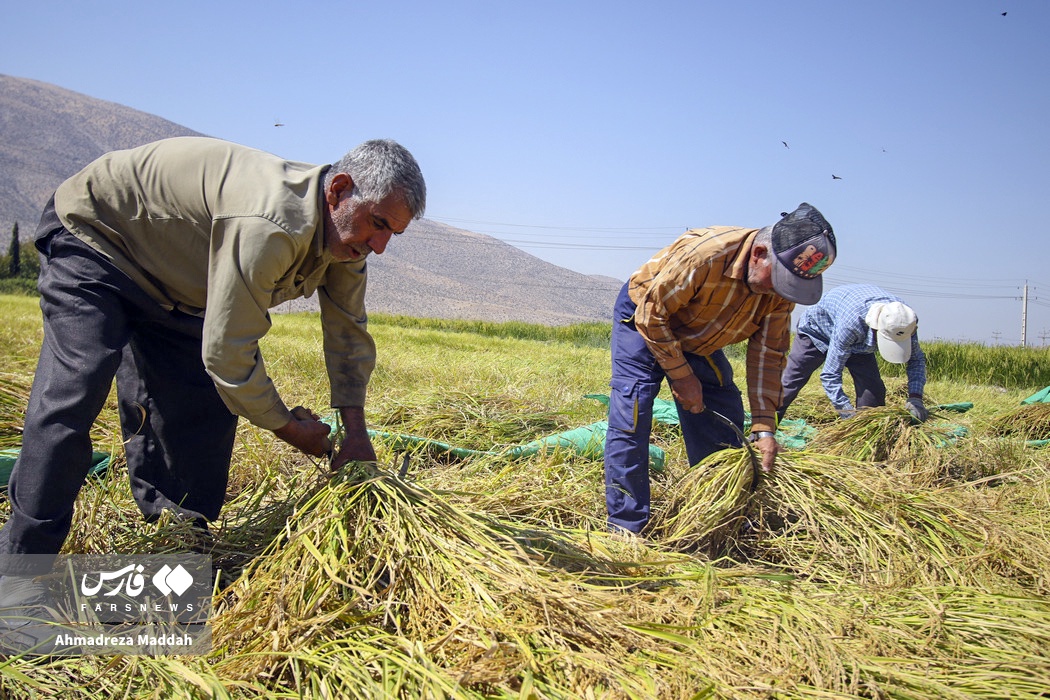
[1022, 386, 1050, 405]
[585, 394, 971, 450]
[1, 449, 111, 489]
[1019, 386, 1050, 446]
[366, 421, 665, 469]
[585, 392, 814, 448]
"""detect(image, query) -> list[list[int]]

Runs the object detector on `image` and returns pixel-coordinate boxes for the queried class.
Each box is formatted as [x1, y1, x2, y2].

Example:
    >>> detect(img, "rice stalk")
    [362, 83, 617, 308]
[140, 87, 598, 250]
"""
[209, 462, 701, 697]
[846, 585, 1050, 697]
[0, 372, 30, 448]
[808, 406, 956, 460]
[412, 443, 611, 531]
[675, 576, 1050, 698]
[806, 406, 969, 481]
[738, 451, 1050, 590]
[373, 392, 567, 453]
[987, 401, 1050, 441]
[646, 448, 756, 556]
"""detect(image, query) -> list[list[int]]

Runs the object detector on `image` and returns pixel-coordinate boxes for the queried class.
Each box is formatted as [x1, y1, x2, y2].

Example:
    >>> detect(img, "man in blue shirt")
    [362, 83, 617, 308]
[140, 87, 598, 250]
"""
[777, 284, 928, 423]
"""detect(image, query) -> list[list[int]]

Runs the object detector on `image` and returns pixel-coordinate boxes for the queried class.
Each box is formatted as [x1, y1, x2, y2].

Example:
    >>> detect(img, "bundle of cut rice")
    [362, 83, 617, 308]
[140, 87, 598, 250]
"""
[647, 448, 756, 556]
[743, 451, 1049, 591]
[987, 402, 1050, 441]
[209, 463, 695, 697]
[807, 406, 963, 476]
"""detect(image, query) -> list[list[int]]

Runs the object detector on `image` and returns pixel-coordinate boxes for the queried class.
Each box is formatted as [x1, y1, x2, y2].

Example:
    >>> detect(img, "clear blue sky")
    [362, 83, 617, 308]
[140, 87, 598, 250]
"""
[4, 0, 1048, 345]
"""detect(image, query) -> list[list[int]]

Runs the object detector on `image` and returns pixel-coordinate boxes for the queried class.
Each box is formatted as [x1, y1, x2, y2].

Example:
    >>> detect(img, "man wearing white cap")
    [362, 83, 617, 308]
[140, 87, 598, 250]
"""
[777, 283, 928, 423]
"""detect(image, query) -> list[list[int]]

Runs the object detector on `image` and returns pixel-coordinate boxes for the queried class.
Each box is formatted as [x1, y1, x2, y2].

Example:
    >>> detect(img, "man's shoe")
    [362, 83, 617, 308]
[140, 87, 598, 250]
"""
[0, 574, 63, 656]
[0, 573, 50, 609]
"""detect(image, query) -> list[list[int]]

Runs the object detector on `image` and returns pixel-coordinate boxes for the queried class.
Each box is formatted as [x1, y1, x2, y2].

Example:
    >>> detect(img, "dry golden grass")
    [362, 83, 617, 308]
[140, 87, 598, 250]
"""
[988, 401, 1050, 441]
[3, 298, 1050, 698]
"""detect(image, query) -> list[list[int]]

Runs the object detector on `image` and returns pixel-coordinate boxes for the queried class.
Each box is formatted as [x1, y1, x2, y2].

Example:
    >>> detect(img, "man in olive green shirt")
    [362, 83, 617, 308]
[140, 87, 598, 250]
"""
[0, 136, 426, 578]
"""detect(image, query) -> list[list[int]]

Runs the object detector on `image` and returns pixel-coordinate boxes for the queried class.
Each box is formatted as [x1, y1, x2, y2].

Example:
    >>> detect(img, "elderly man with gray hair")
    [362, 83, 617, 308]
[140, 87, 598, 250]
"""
[777, 283, 928, 423]
[0, 137, 426, 590]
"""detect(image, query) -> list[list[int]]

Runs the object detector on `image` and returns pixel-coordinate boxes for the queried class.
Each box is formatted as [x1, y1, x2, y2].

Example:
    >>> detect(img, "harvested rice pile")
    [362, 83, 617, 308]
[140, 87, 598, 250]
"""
[807, 406, 959, 462]
[0, 374, 30, 448]
[6, 393, 1050, 698]
[988, 401, 1050, 441]
[6, 441, 1050, 697]
[647, 447, 756, 555]
[374, 392, 568, 451]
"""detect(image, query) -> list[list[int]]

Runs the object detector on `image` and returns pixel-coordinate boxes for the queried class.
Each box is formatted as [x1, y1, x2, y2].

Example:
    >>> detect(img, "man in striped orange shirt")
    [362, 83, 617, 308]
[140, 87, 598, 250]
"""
[604, 203, 836, 536]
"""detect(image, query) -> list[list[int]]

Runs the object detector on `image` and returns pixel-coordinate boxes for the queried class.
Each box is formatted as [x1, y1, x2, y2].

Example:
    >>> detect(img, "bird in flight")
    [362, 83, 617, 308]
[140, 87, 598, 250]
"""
[832, 174, 843, 180]
[782, 141, 790, 149]
[274, 119, 285, 127]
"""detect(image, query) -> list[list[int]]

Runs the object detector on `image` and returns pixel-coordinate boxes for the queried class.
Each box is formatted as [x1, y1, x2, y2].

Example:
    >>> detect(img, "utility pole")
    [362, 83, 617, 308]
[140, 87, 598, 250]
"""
[1021, 281, 1029, 347]
[992, 330, 1002, 345]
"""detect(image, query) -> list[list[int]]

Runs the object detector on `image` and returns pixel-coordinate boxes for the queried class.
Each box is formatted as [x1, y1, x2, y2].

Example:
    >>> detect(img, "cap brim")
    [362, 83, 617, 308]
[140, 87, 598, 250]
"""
[877, 332, 912, 363]
[770, 258, 823, 305]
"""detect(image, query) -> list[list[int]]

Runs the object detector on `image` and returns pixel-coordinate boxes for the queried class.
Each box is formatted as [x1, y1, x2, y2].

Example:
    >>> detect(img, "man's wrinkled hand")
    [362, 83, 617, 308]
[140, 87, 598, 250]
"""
[752, 434, 779, 473]
[273, 407, 333, 458]
[670, 374, 705, 414]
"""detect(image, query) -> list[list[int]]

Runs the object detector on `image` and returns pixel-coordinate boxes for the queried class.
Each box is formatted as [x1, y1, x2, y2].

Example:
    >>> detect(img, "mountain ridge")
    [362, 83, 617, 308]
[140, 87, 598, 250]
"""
[0, 74, 622, 325]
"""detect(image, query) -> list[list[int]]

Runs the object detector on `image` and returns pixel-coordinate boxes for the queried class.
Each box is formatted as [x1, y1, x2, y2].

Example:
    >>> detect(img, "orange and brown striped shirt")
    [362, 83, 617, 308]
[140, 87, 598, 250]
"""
[627, 226, 793, 432]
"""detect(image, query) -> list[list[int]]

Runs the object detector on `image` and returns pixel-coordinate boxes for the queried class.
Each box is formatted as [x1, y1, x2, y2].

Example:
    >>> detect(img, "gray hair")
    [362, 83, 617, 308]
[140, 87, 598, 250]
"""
[325, 139, 427, 218]
[753, 226, 772, 250]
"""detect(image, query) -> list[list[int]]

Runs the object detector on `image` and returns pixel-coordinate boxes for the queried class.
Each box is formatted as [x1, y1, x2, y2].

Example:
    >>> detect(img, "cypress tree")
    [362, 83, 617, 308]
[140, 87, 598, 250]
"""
[7, 222, 19, 277]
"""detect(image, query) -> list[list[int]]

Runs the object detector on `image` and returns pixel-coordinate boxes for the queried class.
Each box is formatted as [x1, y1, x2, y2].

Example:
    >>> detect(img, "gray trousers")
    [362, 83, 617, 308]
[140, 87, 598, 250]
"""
[0, 202, 237, 575]
[777, 332, 886, 422]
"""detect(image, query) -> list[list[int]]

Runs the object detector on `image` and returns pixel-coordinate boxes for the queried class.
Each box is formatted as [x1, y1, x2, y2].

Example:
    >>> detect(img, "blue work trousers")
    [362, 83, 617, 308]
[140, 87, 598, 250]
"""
[777, 332, 886, 421]
[0, 202, 237, 575]
[604, 284, 745, 534]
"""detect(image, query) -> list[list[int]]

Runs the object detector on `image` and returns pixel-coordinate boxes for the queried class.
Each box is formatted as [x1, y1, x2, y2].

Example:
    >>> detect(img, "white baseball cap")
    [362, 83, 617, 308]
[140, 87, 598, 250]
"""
[865, 301, 917, 363]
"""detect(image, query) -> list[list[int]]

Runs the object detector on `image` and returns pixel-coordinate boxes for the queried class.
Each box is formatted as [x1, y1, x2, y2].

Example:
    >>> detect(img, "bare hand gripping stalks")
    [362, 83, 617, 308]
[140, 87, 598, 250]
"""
[707, 409, 762, 489]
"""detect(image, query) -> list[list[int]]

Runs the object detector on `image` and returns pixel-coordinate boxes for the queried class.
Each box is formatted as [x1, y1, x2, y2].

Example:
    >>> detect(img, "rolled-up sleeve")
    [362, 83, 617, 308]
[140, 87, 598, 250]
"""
[318, 260, 375, 408]
[202, 218, 296, 430]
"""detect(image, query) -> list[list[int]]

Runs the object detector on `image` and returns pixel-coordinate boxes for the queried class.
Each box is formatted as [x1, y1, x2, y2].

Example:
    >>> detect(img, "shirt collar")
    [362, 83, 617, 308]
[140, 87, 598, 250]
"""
[727, 228, 760, 280]
[314, 172, 331, 260]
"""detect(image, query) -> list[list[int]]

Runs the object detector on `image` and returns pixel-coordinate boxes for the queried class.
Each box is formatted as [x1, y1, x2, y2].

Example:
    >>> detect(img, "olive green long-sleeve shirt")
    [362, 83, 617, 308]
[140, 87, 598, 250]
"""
[54, 137, 375, 430]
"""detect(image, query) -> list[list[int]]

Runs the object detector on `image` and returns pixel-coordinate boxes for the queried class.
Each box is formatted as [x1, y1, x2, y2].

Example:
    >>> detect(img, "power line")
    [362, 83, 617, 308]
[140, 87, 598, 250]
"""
[427, 222, 1041, 293]
[411, 219, 1050, 317]
[432, 215, 684, 234]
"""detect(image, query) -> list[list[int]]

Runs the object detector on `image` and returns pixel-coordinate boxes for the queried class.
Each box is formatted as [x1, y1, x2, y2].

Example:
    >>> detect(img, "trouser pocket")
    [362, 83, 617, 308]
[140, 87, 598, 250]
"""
[608, 380, 641, 433]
